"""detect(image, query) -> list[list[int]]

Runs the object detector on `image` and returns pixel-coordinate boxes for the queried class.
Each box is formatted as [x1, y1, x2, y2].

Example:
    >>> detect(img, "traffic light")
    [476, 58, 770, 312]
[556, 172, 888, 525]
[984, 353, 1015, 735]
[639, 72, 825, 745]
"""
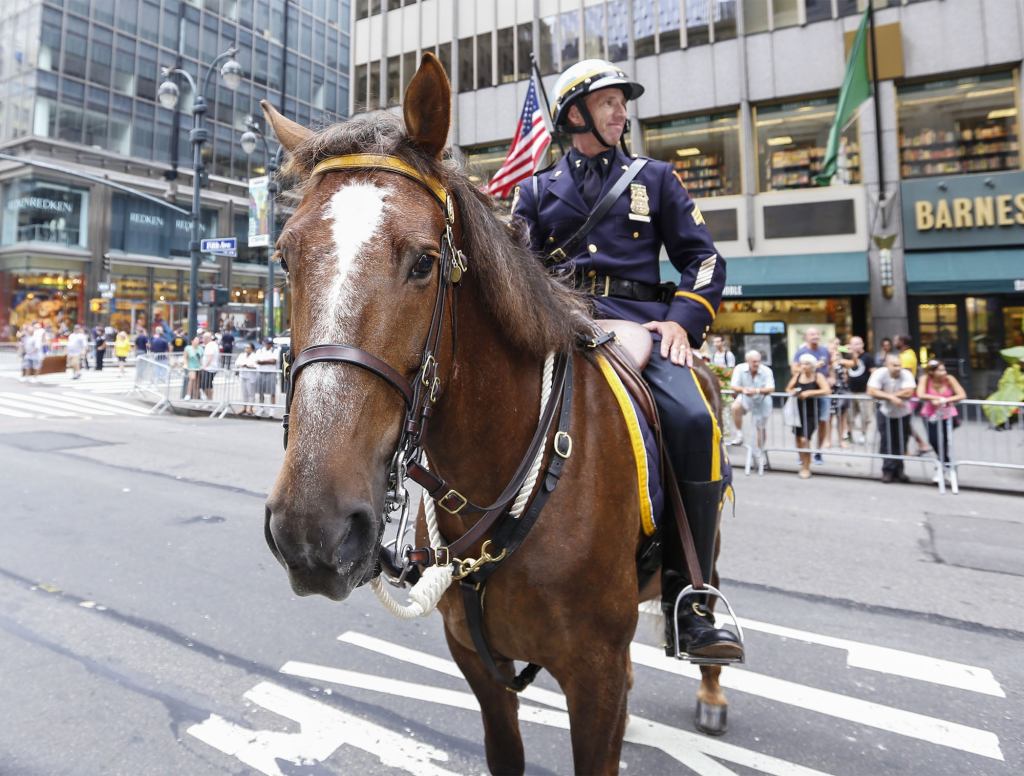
[214, 287, 229, 305]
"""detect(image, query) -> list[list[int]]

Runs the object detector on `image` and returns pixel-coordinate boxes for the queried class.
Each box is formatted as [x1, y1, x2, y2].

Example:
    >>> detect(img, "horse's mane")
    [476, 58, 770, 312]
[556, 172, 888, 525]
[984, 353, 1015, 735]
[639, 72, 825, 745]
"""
[282, 112, 591, 357]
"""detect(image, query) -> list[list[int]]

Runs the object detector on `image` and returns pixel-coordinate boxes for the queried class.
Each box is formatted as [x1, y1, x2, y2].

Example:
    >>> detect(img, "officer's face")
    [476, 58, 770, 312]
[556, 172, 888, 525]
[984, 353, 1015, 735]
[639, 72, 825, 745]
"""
[572, 88, 628, 144]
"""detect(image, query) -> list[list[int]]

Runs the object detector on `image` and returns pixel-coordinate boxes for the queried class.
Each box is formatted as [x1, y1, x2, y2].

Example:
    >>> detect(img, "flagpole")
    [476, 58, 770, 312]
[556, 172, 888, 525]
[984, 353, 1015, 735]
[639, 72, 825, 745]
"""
[868, 3, 886, 223]
[531, 52, 565, 155]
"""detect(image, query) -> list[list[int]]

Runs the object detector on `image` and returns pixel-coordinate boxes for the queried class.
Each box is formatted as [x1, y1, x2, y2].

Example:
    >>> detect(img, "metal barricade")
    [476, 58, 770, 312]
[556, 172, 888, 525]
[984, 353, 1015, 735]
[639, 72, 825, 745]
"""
[211, 361, 286, 419]
[128, 355, 173, 414]
[727, 390, 1024, 494]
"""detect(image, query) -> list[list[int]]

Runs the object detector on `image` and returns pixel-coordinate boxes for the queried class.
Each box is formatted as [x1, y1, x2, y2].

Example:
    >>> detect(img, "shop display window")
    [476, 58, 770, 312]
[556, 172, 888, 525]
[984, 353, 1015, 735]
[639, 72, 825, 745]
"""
[642, 111, 742, 198]
[897, 71, 1019, 179]
[2, 178, 89, 248]
[755, 97, 861, 191]
[8, 274, 83, 332]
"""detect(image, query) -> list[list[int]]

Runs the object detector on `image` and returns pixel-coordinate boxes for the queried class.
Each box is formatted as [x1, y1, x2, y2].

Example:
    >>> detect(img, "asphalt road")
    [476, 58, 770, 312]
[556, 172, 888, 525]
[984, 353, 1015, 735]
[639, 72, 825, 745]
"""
[0, 372, 1021, 775]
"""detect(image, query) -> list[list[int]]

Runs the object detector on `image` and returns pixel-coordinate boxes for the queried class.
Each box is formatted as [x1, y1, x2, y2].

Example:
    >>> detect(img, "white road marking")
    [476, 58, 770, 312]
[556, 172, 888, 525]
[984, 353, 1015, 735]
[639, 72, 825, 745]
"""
[283, 658, 834, 776]
[49, 392, 151, 416]
[0, 404, 33, 417]
[0, 395, 79, 417]
[638, 602, 1005, 697]
[187, 681, 457, 776]
[21, 392, 117, 416]
[629, 642, 1004, 761]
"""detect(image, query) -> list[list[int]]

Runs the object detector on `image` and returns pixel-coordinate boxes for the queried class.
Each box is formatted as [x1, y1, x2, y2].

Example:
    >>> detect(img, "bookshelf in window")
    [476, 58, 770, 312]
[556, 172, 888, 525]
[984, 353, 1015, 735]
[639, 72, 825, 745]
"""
[899, 124, 1019, 178]
[673, 153, 729, 197]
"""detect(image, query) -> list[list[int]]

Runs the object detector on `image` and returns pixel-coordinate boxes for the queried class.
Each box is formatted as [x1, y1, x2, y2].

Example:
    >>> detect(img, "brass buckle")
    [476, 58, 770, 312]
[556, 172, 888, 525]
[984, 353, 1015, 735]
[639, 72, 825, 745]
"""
[429, 376, 441, 404]
[452, 540, 508, 581]
[420, 354, 436, 387]
[549, 248, 566, 262]
[434, 546, 450, 566]
[437, 489, 468, 514]
[554, 431, 573, 458]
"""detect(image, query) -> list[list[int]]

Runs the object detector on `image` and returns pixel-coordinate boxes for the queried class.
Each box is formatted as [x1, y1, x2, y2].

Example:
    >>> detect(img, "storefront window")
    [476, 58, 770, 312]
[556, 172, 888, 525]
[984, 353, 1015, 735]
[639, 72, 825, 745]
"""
[109, 193, 218, 258]
[897, 71, 1019, 179]
[643, 111, 742, 198]
[464, 143, 512, 192]
[109, 272, 149, 334]
[8, 273, 83, 332]
[755, 97, 861, 191]
[2, 179, 89, 248]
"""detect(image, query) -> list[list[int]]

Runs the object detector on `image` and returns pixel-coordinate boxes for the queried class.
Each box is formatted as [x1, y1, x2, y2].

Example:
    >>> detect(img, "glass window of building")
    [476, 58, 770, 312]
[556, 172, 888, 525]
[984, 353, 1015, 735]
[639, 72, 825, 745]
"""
[559, 10, 580, 65]
[584, 3, 606, 60]
[464, 143, 512, 192]
[897, 71, 1019, 179]
[516, 23, 532, 80]
[643, 111, 742, 198]
[773, 0, 801, 29]
[39, 11, 61, 72]
[538, 16, 557, 75]
[1, 179, 89, 248]
[685, 0, 709, 46]
[89, 27, 114, 87]
[354, 63, 368, 111]
[356, 0, 368, 19]
[386, 55, 400, 106]
[477, 32, 493, 89]
[498, 27, 516, 84]
[713, 0, 737, 41]
[607, 0, 628, 61]
[634, 1, 656, 58]
[805, 0, 833, 23]
[743, 0, 769, 34]
[63, 19, 87, 76]
[369, 60, 381, 107]
[458, 37, 474, 93]
[755, 97, 861, 191]
[402, 51, 417, 94]
[437, 42, 451, 78]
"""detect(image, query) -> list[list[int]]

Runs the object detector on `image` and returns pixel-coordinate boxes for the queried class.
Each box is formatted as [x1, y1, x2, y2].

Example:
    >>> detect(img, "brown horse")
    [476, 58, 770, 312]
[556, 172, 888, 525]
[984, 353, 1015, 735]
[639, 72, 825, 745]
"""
[263, 53, 729, 775]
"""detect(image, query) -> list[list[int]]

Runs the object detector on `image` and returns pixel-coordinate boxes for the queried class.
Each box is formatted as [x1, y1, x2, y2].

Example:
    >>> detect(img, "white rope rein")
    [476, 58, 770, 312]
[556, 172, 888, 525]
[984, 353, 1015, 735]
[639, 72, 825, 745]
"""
[371, 351, 556, 618]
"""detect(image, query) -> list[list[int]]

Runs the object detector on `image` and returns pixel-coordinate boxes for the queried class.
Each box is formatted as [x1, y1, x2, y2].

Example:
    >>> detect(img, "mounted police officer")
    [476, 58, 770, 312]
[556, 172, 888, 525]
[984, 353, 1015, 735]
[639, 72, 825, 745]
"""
[512, 59, 743, 663]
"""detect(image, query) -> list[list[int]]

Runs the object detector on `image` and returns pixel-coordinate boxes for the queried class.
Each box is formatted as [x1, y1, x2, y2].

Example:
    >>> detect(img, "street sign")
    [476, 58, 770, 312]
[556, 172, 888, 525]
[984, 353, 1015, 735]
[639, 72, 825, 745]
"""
[97, 282, 116, 293]
[99, 290, 114, 299]
[201, 237, 238, 257]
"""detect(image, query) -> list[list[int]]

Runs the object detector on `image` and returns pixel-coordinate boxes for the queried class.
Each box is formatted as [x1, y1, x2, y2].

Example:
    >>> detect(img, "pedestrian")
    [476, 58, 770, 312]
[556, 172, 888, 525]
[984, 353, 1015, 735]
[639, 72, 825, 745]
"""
[792, 327, 830, 464]
[893, 334, 931, 454]
[917, 359, 967, 481]
[827, 337, 851, 448]
[134, 327, 149, 358]
[785, 353, 831, 479]
[234, 343, 260, 416]
[875, 336, 893, 366]
[219, 326, 236, 368]
[728, 350, 774, 457]
[149, 326, 170, 363]
[255, 336, 279, 416]
[867, 354, 918, 483]
[114, 331, 131, 376]
[709, 335, 736, 370]
[183, 335, 203, 399]
[93, 326, 107, 371]
[841, 335, 875, 445]
[199, 331, 219, 401]
[170, 327, 188, 367]
[66, 324, 87, 380]
[19, 323, 43, 383]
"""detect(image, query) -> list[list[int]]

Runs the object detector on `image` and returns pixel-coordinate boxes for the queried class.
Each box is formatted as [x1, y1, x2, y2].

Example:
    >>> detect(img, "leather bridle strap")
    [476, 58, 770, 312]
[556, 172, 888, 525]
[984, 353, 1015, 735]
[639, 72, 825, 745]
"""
[288, 344, 415, 407]
[311, 153, 448, 210]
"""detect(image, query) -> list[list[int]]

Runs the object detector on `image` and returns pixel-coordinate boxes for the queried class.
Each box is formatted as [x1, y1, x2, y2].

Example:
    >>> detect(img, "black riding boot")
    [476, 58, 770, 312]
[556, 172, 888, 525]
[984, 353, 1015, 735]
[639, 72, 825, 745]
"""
[662, 479, 743, 661]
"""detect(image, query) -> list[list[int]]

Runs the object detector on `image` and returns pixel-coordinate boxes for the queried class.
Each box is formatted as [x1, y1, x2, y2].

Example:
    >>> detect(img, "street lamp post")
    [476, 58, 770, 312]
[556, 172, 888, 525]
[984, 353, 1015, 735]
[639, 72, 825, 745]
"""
[240, 119, 283, 339]
[158, 47, 243, 339]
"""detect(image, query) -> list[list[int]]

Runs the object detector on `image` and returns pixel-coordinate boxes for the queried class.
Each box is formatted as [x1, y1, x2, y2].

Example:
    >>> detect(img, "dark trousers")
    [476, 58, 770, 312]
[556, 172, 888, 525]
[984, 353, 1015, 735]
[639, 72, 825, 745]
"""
[642, 351, 719, 482]
[927, 419, 952, 464]
[95, 346, 105, 371]
[878, 412, 910, 476]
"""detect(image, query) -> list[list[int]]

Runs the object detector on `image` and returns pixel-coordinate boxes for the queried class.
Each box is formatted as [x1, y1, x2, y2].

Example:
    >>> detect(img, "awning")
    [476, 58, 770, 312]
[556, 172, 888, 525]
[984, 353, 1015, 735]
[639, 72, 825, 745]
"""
[661, 251, 869, 298]
[906, 249, 1024, 295]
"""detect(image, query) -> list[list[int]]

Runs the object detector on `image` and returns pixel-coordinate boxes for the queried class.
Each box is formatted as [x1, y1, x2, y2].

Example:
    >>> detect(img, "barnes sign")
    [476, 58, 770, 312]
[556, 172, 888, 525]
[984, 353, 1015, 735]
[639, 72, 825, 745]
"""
[901, 170, 1024, 250]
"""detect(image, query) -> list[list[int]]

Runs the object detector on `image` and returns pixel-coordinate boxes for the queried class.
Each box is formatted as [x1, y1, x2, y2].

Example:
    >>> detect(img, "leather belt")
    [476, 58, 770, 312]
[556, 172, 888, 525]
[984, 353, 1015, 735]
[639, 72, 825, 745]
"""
[573, 271, 676, 304]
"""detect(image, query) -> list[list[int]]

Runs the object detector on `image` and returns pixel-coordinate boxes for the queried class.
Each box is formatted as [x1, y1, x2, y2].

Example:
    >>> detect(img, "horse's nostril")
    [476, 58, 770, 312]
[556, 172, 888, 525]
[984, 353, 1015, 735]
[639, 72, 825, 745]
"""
[333, 502, 376, 567]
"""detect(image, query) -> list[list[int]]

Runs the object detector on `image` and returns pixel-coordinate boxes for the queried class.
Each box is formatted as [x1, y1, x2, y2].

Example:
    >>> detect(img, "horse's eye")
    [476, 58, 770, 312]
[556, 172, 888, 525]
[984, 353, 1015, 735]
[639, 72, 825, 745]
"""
[274, 249, 289, 273]
[410, 252, 435, 279]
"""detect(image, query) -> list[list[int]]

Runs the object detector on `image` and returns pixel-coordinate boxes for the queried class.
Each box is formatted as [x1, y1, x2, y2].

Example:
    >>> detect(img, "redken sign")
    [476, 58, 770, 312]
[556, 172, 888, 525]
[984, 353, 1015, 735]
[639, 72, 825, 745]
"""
[111, 193, 218, 258]
[901, 170, 1024, 250]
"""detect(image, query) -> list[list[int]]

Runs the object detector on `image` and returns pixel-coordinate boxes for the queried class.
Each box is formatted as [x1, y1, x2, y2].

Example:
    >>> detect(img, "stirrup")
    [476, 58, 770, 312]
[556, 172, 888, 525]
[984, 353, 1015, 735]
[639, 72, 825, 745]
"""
[669, 584, 746, 666]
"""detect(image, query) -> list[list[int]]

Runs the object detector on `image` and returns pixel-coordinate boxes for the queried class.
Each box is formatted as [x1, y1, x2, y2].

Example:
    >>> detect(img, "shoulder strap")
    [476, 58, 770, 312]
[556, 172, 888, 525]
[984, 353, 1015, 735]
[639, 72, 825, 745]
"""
[547, 157, 648, 264]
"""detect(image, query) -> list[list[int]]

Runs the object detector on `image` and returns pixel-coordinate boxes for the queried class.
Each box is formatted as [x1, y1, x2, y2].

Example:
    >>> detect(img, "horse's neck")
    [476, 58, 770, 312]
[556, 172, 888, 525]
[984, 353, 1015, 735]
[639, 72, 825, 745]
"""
[424, 286, 544, 506]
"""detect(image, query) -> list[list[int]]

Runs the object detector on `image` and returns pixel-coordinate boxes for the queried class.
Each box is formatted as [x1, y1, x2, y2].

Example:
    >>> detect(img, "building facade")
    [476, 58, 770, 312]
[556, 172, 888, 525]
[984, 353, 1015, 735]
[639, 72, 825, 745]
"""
[0, 0, 351, 338]
[352, 0, 1023, 394]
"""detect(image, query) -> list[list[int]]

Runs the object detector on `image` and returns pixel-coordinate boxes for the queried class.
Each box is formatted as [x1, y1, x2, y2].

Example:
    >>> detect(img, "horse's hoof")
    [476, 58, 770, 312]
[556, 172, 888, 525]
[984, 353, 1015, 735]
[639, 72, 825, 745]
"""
[695, 700, 727, 736]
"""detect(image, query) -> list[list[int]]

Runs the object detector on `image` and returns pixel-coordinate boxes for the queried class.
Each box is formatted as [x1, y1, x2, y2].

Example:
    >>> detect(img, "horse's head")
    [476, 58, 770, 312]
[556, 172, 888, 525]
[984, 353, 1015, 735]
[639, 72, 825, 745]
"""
[263, 54, 454, 600]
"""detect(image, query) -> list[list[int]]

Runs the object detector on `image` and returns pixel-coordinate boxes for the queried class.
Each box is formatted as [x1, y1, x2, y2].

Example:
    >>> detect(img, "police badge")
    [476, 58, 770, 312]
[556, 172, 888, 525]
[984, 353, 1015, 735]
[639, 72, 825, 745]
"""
[629, 183, 650, 222]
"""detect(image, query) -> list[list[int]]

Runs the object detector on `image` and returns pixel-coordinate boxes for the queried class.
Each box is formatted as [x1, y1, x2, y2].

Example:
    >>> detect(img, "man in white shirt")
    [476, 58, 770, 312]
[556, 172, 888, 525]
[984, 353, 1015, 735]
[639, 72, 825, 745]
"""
[255, 337, 279, 417]
[867, 354, 917, 483]
[20, 323, 44, 382]
[200, 331, 220, 400]
[66, 324, 88, 380]
[709, 335, 736, 369]
[729, 350, 774, 451]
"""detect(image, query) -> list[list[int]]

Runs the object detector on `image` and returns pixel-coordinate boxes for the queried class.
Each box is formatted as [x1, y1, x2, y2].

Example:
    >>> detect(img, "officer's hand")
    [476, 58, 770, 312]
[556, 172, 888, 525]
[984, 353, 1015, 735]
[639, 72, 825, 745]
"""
[643, 320, 693, 367]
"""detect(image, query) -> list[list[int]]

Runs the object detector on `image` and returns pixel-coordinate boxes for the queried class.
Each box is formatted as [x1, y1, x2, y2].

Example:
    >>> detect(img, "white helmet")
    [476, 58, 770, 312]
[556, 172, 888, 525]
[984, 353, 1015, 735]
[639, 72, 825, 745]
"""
[551, 59, 644, 133]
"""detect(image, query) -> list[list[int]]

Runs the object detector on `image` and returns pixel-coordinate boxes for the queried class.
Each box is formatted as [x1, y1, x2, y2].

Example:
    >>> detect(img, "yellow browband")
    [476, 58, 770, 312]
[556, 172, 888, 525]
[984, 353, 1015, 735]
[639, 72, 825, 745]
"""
[310, 153, 448, 212]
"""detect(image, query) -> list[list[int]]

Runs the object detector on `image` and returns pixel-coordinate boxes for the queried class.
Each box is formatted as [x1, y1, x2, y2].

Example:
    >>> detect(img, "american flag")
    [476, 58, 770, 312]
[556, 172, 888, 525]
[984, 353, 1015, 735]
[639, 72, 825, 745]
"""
[485, 77, 552, 199]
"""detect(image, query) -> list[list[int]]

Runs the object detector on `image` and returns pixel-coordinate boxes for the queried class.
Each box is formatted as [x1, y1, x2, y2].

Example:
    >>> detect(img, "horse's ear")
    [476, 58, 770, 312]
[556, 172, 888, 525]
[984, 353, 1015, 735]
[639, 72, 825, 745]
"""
[403, 52, 450, 159]
[260, 99, 313, 153]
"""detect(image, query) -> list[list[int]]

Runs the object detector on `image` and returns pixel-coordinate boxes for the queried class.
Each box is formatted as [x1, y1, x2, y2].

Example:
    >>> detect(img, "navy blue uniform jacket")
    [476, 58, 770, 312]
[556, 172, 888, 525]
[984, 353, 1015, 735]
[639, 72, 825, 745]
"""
[512, 149, 726, 347]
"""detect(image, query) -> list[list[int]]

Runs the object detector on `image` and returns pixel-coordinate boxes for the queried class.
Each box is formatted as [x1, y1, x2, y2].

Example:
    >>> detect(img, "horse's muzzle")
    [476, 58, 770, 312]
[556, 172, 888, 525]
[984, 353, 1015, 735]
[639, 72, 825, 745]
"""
[263, 498, 378, 601]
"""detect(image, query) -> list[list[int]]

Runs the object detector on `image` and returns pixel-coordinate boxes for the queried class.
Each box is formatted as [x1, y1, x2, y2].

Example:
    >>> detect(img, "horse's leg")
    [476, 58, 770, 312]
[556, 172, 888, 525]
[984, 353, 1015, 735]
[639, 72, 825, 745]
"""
[443, 625, 525, 775]
[553, 646, 631, 775]
[696, 534, 729, 735]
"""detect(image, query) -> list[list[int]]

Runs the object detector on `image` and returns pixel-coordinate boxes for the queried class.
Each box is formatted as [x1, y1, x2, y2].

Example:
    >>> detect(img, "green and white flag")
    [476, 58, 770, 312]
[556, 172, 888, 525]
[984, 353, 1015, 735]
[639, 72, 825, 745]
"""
[816, 8, 872, 186]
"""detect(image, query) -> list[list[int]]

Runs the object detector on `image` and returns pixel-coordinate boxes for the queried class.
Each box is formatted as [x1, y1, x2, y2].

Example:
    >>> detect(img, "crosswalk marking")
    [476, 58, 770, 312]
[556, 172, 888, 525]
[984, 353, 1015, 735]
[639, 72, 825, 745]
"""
[0, 390, 151, 419]
[6, 392, 118, 416]
[629, 641, 1004, 761]
[283, 656, 835, 776]
[0, 404, 33, 418]
[0, 395, 79, 417]
[46, 392, 152, 416]
[639, 601, 1005, 697]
